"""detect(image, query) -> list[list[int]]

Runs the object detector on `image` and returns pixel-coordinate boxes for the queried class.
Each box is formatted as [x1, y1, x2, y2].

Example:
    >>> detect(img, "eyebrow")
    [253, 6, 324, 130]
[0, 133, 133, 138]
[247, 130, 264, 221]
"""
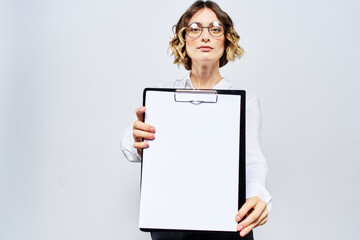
[188, 21, 223, 26]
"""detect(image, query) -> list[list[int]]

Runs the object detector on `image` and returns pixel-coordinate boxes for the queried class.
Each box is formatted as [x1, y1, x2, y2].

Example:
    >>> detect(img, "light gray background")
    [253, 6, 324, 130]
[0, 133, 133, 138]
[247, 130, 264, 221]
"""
[1, 0, 359, 240]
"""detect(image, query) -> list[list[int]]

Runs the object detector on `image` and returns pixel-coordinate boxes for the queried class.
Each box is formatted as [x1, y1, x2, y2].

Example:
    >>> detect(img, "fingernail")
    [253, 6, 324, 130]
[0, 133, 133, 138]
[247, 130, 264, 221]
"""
[240, 230, 246, 237]
[149, 133, 155, 139]
[235, 216, 240, 221]
[237, 225, 243, 231]
[150, 126, 155, 132]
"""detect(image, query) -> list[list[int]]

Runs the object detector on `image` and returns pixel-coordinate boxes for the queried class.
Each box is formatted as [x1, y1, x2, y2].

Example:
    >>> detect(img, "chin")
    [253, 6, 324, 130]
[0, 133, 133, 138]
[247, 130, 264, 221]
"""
[192, 57, 221, 65]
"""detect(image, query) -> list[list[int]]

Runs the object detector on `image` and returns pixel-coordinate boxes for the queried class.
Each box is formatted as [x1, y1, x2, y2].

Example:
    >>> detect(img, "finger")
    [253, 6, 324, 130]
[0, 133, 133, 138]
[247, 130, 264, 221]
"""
[136, 106, 146, 121]
[254, 208, 268, 228]
[257, 216, 268, 226]
[239, 222, 256, 237]
[133, 129, 155, 140]
[134, 141, 150, 149]
[239, 210, 268, 237]
[238, 201, 267, 229]
[133, 120, 155, 133]
[235, 200, 256, 222]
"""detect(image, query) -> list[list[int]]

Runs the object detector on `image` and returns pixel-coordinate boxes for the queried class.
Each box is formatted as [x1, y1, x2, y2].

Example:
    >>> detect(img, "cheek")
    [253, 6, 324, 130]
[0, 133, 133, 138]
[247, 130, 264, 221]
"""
[216, 38, 225, 55]
[185, 37, 196, 48]
[185, 38, 197, 56]
[219, 38, 225, 51]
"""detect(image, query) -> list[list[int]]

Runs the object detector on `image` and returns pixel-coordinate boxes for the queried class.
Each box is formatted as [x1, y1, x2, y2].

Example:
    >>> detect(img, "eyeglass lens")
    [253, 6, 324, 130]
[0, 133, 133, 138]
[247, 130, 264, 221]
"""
[187, 21, 224, 38]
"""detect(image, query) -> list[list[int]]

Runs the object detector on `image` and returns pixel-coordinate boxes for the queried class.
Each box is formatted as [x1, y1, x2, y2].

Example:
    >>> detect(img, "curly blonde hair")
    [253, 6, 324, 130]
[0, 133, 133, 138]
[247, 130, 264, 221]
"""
[169, 0, 244, 70]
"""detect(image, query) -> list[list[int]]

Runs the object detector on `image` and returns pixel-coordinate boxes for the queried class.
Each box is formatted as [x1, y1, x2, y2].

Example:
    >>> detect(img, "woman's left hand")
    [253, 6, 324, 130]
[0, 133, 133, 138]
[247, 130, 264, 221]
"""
[234, 196, 269, 237]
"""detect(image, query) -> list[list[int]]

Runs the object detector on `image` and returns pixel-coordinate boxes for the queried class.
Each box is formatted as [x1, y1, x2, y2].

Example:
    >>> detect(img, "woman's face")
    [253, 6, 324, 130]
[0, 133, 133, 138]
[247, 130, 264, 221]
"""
[185, 8, 225, 67]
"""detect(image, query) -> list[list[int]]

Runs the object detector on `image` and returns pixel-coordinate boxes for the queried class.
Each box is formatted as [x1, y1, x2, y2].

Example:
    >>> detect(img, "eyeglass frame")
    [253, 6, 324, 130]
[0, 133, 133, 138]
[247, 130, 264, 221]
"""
[186, 21, 225, 38]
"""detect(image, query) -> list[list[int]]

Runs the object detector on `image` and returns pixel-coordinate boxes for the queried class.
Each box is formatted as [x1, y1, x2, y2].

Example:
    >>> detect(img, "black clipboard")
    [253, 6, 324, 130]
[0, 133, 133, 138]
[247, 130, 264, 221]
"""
[139, 88, 246, 233]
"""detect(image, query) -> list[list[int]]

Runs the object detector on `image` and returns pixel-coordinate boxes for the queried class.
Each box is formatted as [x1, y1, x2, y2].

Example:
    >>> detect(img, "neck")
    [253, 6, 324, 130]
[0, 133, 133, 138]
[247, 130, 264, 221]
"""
[190, 61, 222, 89]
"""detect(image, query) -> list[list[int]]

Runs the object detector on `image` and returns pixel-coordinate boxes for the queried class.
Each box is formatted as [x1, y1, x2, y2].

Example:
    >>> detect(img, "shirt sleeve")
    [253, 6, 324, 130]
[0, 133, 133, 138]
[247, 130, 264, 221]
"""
[246, 97, 272, 211]
[119, 82, 165, 162]
[120, 125, 141, 162]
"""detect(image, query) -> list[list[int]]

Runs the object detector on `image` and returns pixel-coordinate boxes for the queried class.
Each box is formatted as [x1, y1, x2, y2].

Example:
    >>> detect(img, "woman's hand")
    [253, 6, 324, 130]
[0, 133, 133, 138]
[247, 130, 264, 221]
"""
[235, 196, 268, 237]
[133, 106, 156, 155]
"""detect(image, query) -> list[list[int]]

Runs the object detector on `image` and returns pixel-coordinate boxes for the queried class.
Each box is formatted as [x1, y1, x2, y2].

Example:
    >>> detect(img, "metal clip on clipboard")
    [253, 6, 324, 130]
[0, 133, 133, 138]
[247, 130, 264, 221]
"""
[174, 89, 218, 105]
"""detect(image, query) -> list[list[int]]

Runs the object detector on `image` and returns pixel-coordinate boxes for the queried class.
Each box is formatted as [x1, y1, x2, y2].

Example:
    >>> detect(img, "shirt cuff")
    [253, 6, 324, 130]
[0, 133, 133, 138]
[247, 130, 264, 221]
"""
[120, 126, 141, 162]
[246, 183, 272, 212]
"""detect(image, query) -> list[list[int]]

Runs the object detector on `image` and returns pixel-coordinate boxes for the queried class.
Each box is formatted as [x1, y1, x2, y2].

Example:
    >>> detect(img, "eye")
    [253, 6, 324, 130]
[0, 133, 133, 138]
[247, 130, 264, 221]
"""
[209, 22, 223, 33]
[210, 27, 221, 32]
[189, 23, 201, 32]
[190, 27, 201, 32]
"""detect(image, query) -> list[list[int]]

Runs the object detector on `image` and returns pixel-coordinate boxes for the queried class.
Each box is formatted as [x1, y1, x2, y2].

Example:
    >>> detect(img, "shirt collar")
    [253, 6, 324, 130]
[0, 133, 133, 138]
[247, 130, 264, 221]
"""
[182, 71, 232, 90]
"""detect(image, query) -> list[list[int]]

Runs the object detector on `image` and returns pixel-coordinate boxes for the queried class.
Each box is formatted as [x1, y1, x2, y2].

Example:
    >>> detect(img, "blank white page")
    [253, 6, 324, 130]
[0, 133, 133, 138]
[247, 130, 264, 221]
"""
[139, 90, 242, 232]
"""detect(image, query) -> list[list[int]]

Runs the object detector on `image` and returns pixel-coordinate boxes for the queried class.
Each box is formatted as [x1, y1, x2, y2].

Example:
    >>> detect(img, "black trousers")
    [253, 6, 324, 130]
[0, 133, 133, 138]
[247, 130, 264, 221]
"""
[150, 230, 254, 240]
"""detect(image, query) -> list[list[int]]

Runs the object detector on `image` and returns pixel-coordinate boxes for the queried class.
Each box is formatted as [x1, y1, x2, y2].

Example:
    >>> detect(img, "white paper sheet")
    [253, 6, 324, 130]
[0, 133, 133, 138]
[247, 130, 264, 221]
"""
[139, 90, 243, 232]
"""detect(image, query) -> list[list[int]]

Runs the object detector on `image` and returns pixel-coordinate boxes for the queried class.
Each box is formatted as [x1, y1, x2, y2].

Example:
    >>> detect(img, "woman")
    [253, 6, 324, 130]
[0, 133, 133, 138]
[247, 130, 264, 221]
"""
[120, 1, 271, 239]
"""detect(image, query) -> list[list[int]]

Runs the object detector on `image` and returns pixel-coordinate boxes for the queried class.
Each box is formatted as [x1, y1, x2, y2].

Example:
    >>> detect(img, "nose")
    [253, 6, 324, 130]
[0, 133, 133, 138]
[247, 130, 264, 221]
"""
[201, 28, 210, 43]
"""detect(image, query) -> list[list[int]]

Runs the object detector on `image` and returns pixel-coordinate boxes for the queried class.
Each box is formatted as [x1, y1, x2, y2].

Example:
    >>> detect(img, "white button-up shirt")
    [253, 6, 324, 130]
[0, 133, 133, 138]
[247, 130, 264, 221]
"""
[120, 72, 272, 210]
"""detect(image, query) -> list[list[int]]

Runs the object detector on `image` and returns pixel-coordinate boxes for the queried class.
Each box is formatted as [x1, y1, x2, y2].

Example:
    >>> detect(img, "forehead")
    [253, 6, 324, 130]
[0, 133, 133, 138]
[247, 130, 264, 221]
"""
[188, 8, 220, 25]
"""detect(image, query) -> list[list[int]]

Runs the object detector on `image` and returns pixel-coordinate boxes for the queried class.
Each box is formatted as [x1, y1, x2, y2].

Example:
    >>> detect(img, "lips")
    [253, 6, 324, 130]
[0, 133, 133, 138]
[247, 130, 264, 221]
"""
[198, 46, 213, 52]
[198, 45, 213, 50]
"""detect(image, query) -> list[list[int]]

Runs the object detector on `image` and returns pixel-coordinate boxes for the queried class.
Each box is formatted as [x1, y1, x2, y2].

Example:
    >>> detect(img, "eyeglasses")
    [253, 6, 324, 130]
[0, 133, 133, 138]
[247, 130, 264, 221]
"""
[186, 21, 225, 38]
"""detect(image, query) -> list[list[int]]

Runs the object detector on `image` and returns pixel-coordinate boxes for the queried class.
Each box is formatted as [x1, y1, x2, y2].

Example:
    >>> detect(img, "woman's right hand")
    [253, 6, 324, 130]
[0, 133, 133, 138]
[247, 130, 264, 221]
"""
[133, 106, 156, 155]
